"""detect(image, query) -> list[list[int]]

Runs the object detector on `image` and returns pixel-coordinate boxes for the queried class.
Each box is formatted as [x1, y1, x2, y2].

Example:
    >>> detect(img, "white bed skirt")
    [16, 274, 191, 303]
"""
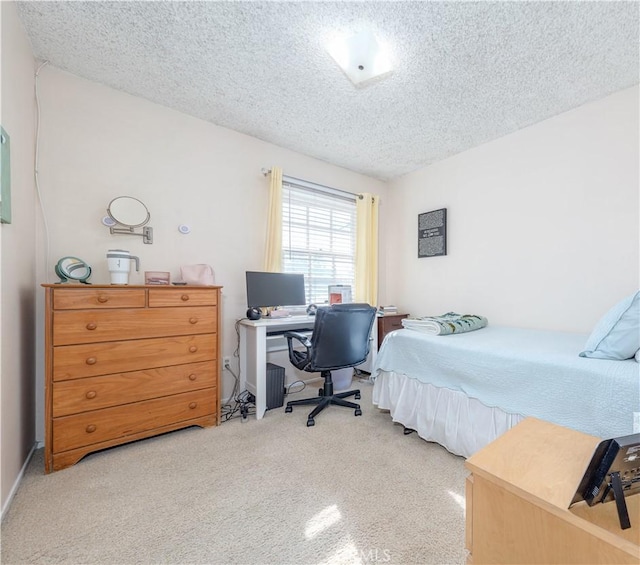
[372, 370, 524, 458]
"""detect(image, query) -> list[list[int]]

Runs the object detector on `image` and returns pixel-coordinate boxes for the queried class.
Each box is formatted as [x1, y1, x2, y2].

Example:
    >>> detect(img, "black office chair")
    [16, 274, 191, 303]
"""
[284, 303, 377, 426]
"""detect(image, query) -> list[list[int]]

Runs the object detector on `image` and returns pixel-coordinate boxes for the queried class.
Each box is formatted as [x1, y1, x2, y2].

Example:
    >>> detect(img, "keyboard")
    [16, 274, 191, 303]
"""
[266, 327, 313, 336]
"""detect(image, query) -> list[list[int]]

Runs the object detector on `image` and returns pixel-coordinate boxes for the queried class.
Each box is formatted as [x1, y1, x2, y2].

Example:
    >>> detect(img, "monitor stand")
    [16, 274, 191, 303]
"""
[607, 471, 631, 530]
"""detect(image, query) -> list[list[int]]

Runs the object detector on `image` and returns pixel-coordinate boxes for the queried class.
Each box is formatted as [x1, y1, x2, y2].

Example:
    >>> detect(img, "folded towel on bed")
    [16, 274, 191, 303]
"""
[401, 312, 488, 335]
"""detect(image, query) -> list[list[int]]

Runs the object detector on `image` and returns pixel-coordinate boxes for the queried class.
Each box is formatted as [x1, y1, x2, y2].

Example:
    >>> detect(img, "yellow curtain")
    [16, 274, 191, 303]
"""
[355, 193, 379, 306]
[263, 167, 283, 272]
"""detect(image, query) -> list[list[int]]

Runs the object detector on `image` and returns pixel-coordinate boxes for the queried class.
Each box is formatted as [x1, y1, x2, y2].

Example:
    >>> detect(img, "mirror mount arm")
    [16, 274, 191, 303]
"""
[109, 226, 153, 244]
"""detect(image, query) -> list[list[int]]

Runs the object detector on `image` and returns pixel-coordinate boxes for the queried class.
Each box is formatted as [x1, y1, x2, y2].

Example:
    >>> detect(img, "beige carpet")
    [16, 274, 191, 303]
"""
[1, 380, 468, 565]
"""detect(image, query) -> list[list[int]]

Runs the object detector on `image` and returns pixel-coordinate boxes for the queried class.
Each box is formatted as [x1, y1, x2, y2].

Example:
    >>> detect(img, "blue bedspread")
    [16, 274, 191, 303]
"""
[373, 326, 639, 439]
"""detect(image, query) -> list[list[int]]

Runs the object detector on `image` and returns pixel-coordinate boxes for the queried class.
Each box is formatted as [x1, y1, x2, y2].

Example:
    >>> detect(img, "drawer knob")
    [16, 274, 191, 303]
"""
[86, 357, 97, 365]
[86, 424, 97, 433]
[189, 317, 198, 324]
[181, 294, 190, 302]
[188, 374, 197, 381]
[97, 295, 109, 303]
[189, 402, 197, 409]
[86, 322, 97, 331]
[189, 346, 198, 353]
[85, 390, 97, 399]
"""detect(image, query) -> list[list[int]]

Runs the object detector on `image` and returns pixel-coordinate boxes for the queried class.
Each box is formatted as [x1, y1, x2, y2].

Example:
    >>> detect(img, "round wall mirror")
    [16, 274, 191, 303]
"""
[107, 196, 150, 228]
[55, 257, 92, 284]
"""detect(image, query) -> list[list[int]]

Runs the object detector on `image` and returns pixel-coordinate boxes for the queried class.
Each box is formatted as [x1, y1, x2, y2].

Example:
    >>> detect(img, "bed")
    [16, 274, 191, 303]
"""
[371, 325, 640, 458]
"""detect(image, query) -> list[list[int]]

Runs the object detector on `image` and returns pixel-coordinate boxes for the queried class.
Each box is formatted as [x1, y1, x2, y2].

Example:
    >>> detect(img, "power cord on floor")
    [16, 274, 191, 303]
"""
[354, 368, 373, 382]
[219, 359, 256, 423]
[220, 390, 256, 422]
[285, 380, 306, 395]
[35, 60, 51, 282]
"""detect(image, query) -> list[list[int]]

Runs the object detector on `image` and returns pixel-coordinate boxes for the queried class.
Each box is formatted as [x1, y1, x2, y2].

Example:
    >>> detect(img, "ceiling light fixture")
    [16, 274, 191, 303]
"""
[327, 30, 393, 86]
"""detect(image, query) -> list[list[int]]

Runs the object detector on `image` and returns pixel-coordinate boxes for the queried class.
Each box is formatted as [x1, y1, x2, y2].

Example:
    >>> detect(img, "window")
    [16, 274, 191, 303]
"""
[281, 178, 356, 305]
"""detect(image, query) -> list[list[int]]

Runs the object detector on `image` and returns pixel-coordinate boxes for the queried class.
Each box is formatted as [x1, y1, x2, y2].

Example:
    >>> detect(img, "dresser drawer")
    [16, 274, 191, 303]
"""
[377, 314, 409, 350]
[53, 306, 217, 345]
[53, 389, 216, 453]
[379, 314, 408, 333]
[52, 361, 217, 417]
[53, 334, 216, 381]
[53, 288, 146, 310]
[149, 288, 218, 307]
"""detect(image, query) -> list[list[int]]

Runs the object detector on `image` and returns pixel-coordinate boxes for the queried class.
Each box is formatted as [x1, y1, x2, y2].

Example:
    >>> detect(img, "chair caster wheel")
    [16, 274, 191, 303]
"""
[307, 418, 315, 427]
[355, 392, 361, 400]
[355, 408, 362, 416]
[285, 406, 293, 413]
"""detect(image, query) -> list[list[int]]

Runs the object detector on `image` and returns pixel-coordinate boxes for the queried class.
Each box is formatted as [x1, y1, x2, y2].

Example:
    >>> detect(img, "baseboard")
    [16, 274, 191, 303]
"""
[1, 442, 38, 522]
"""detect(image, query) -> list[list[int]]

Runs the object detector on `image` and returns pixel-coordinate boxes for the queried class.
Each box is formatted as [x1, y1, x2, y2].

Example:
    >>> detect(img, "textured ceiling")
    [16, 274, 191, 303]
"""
[16, 1, 639, 181]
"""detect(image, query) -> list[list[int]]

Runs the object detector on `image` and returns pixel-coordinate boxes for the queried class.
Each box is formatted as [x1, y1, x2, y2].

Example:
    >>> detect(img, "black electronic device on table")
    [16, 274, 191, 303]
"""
[572, 433, 640, 530]
[245, 271, 306, 319]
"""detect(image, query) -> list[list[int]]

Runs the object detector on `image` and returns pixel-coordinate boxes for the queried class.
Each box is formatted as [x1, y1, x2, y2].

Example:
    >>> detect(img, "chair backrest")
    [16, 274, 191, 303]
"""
[308, 303, 377, 371]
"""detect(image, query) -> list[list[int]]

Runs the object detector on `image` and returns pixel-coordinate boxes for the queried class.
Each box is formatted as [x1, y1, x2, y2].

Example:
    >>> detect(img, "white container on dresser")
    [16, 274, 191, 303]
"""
[42, 284, 222, 473]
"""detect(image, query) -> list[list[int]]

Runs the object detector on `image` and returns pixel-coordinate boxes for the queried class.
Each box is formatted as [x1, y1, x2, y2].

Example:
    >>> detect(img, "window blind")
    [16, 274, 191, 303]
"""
[282, 178, 356, 305]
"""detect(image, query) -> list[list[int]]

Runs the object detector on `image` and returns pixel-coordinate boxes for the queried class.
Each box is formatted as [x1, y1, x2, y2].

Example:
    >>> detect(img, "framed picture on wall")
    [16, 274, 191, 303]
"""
[418, 208, 447, 258]
[328, 285, 352, 304]
[0, 126, 11, 224]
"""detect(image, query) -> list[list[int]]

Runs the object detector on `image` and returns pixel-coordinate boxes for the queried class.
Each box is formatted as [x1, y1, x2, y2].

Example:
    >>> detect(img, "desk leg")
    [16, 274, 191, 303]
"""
[239, 323, 248, 399]
[239, 324, 267, 420]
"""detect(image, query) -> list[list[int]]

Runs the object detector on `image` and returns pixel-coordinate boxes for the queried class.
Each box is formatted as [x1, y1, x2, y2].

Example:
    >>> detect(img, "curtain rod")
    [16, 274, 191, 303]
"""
[261, 168, 363, 200]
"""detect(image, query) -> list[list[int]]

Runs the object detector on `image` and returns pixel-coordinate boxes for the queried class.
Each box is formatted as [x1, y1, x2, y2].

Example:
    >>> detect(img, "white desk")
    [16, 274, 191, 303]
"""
[238, 315, 377, 420]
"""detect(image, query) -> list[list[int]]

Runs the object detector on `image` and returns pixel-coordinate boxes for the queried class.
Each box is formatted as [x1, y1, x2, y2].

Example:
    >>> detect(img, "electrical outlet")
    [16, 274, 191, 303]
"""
[223, 356, 231, 369]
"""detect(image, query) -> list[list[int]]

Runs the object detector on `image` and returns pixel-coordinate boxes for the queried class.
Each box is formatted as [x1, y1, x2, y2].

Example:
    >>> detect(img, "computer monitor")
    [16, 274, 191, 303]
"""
[572, 432, 640, 530]
[245, 271, 306, 309]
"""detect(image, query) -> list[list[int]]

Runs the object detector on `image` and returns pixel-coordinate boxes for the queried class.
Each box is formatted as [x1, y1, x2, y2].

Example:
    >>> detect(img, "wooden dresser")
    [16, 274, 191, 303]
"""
[43, 284, 222, 472]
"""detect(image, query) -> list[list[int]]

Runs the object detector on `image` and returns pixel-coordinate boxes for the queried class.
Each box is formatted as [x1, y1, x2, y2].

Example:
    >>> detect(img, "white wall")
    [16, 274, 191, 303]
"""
[1, 1, 37, 513]
[34, 66, 388, 439]
[385, 86, 639, 333]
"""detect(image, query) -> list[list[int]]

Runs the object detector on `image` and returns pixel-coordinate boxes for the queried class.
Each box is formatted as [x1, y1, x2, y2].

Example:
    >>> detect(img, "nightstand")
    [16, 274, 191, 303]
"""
[377, 313, 408, 350]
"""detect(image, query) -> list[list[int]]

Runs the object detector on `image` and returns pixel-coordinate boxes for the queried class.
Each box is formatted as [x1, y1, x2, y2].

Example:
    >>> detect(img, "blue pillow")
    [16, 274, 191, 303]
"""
[636, 349, 640, 363]
[580, 291, 640, 360]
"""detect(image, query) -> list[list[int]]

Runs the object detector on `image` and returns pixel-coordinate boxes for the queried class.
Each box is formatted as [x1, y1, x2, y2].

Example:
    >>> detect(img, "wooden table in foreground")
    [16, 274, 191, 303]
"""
[465, 417, 639, 564]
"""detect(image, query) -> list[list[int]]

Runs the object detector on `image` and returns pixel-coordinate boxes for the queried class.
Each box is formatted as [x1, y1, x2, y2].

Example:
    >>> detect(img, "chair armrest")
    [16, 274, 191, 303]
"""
[284, 331, 312, 368]
[284, 331, 312, 349]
